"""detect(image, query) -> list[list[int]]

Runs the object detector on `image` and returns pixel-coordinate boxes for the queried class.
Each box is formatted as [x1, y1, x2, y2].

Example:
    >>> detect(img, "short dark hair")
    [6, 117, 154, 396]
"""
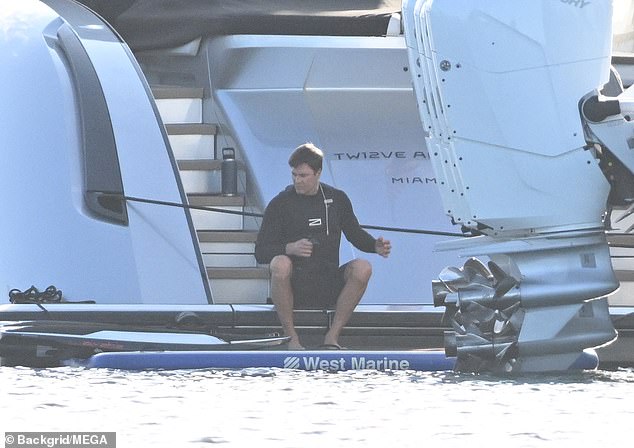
[288, 143, 323, 173]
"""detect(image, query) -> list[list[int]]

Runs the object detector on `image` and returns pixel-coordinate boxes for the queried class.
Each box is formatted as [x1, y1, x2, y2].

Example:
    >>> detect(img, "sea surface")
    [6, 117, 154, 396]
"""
[1, 366, 632, 448]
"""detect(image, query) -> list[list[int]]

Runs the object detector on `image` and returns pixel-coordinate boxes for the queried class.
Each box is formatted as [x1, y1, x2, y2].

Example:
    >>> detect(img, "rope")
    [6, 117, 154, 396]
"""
[5, 196, 465, 307]
[9, 285, 63, 304]
[8, 285, 96, 305]
[115, 194, 467, 238]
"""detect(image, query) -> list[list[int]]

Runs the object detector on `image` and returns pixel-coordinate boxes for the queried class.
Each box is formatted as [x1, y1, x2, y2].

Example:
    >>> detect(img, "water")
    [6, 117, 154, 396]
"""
[1, 366, 632, 447]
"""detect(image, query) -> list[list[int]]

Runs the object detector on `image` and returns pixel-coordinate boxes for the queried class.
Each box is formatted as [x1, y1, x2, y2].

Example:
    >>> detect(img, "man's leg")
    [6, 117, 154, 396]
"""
[269, 255, 304, 349]
[323, 259, 372, 347]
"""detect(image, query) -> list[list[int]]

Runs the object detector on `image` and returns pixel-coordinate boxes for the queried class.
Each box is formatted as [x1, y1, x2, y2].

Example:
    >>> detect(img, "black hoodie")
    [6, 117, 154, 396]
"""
[255, 183, 376, 269]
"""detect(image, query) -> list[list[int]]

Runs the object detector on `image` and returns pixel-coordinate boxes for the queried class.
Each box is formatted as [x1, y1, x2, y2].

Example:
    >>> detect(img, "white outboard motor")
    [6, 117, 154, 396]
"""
[0, 0, 211, 304]
[403, 0, 618, 372]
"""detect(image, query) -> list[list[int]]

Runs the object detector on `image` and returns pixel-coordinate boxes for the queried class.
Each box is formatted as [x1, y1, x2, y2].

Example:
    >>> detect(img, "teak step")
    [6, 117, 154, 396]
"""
[166, 124, 217, 160]
[197, 230, 258, 243]
[187, 194, 246, 230]
[178, 160, 247, 195]
[152, 86, 204, 99]
[178, 159, 245, 171]
[207, 268, 270, 304]
[198, 230, 258, 268]
[152, 86, 203, 124]
[207, 267, 270, 280]
[187, 194, 245, 207]
[165, 123, 217, 136]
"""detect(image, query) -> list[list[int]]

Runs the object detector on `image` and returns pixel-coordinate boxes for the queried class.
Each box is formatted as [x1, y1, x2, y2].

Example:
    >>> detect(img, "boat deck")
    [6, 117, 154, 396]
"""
[1, 303, 632, 367]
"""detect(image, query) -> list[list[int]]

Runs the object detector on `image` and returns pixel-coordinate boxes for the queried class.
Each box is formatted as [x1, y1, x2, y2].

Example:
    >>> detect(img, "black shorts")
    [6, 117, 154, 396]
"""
[291, 262, 346, 309]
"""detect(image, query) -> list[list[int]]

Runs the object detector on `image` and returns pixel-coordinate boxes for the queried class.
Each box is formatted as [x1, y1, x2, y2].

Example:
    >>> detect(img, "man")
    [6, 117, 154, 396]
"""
[255, 143, 391, 349]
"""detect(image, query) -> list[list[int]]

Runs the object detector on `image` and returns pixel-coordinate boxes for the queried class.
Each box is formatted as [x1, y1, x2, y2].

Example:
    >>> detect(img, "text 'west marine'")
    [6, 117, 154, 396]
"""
[284, 356, 411, 371]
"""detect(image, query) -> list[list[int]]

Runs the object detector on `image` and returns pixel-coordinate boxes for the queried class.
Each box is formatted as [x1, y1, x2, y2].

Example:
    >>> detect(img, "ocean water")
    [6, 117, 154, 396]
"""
[1, 366, 632, 448]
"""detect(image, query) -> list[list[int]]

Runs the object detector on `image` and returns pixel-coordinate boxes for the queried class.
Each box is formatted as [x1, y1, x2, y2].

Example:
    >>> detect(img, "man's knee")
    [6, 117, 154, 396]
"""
[345, 259, 372, 284]
[269, 255, 293, 280]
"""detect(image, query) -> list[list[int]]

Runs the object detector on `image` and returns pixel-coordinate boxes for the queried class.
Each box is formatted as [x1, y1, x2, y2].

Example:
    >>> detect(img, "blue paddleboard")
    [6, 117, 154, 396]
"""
[86, 349, 456, 371]
[85, 348, 600, 372]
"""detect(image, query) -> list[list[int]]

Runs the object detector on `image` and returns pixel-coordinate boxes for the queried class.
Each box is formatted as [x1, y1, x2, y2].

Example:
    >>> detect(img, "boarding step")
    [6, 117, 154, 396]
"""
[207, 267, 270, 304]
[178, 159, 246, 195]
[152, 85, 203, 124]
[165, 123, 217, 159]
[188, 194, 245, 230]
[197, 230, 258, 268]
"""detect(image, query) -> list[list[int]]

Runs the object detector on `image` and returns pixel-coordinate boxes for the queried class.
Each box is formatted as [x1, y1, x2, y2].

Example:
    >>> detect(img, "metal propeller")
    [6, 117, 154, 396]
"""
[434, 257, 525, 372]
[463, 257, 494, 283]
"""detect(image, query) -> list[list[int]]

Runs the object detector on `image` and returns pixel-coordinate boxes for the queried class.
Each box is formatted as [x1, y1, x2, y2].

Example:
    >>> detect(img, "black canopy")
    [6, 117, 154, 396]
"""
[79, 0, 402, 51]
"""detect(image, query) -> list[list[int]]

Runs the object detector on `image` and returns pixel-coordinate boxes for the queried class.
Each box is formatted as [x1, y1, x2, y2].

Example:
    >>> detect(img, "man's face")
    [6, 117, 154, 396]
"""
[292, 163, 321, 195]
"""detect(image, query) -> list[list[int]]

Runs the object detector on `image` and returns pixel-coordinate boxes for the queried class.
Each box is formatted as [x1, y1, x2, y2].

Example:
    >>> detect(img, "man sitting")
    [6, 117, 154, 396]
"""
[255, 143, 391, 349]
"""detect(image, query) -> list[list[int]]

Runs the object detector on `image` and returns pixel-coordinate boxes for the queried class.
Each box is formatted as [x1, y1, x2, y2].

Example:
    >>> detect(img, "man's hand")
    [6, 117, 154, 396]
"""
[375, 236, 391, 258]
[285, 238, 314, 257]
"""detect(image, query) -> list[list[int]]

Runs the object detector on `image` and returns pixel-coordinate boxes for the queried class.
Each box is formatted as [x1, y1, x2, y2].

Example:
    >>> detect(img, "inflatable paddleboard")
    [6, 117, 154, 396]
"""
[84, 348, 599, 372]
[85, 349, 455, 371]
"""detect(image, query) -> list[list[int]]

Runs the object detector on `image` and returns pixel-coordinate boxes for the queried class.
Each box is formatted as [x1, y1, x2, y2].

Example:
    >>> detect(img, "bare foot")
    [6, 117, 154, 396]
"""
[322, 333, 340, 348]
[287, 339, 305, 350]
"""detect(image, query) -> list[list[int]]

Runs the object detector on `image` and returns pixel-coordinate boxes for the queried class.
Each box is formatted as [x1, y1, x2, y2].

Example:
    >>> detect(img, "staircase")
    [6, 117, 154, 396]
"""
[152, 86, 270, 304]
